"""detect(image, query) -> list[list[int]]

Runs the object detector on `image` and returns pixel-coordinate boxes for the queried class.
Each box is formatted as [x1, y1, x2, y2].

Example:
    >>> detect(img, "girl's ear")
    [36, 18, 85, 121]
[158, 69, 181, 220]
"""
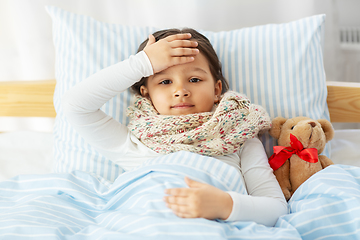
[140, 85, 149, 98]
[214, 80, 222, 103]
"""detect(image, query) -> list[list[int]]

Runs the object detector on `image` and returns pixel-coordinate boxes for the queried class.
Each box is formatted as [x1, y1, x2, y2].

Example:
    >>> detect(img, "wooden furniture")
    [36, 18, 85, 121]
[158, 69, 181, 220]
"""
[326, 81, 360, 122]
[0, 80, 56, 118]
[1, 80, 360, 122]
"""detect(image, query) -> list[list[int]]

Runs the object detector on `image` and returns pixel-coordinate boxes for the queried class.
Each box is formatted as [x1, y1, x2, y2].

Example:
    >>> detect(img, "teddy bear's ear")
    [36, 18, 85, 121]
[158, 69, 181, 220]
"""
[269, 117, 287, 139]
[317, 119, 335, 142]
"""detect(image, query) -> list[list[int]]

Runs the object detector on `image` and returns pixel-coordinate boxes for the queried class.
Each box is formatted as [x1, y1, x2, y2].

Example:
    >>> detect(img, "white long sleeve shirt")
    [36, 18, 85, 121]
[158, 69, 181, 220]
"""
[62, 51, 287, 227]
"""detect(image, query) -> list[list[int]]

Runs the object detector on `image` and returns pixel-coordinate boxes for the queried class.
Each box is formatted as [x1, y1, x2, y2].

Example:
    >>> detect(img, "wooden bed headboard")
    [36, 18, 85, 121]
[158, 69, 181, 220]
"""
[0, 80, 359, 123]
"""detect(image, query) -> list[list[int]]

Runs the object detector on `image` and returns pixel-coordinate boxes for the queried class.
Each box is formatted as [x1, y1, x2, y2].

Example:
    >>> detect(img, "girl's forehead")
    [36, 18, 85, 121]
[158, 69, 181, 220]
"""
[153, 53, 211, 76]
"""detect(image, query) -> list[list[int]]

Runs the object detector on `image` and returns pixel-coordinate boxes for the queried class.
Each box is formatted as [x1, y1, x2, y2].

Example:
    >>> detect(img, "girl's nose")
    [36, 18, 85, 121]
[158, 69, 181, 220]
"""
[174, 85, 190, 97]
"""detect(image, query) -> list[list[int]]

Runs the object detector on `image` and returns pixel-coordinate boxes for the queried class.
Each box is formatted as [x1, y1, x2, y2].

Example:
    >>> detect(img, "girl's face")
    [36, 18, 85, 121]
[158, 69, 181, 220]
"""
[140, 53, 222, 116]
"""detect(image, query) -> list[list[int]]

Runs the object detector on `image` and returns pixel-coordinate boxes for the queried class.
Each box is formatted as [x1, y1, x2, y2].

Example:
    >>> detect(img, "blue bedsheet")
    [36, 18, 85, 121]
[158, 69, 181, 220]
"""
[1, 151, 359, 239]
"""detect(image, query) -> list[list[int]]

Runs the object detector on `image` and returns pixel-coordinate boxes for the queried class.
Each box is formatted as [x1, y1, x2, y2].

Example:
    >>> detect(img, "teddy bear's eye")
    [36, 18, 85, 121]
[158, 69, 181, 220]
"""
[291, 126, 295, 130]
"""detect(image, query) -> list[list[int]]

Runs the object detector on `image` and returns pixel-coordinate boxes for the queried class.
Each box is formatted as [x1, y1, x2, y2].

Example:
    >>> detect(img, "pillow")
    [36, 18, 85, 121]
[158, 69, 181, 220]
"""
[202, 15, 330, 156]
[47, 6, 330, 181]
[47, 6, 157, 181]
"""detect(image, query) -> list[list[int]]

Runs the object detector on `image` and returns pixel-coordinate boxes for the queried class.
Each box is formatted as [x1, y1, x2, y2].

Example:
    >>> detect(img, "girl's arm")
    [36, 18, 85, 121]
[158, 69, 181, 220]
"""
[164, 137, 287, 227]
[62, 51, 153, 156]
[226, 137, 288, 226]
[62, 33, 199, 163]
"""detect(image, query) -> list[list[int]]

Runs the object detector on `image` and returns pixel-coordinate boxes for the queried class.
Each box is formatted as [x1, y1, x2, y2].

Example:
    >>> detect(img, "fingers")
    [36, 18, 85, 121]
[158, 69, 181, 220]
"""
[165, 33, 192, 42]
[166, 202, 196, 218]
[185, 176, 204, 188]
[163, 34, 198, 57]
[169, 39, 198, 48]
[172, 211, 194, 218]
[164, 181, 202, 218]
[166, 37, 199, 59]
[145, 34, 156, 47]
[143, 33, 199, 73]
[163, 195, 188, 206]
[165, 187, 191, 197]
[170, 48, 199, 57]
[164, 188, 193, 217]
[167, 48, 198, 66]
[164, 177, 204, 198]
[168, 35, 198, 56]
[164, 195, 199, 218]
[163, 177, 231, 220]
[151, 33, 198, 49]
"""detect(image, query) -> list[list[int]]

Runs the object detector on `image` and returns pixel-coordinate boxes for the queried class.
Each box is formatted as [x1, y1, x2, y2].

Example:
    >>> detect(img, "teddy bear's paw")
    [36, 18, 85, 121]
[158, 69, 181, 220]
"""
[319, 155, 334, 168]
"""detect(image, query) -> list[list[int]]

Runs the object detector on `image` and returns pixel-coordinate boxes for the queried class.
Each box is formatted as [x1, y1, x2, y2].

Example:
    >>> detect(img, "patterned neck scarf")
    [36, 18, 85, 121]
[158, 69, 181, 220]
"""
[127, 91, 271, 156]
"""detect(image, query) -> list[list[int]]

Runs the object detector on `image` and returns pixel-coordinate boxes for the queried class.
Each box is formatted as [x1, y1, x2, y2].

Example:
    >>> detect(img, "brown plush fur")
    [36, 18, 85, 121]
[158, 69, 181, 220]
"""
[269, 116, 334, 201]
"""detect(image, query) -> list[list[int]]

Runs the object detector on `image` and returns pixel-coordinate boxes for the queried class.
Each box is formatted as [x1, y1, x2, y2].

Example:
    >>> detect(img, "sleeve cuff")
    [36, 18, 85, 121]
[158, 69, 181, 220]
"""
[225, 191, 245, 221]
[137, 51, 154, 77]
[225, 191, 288, 226]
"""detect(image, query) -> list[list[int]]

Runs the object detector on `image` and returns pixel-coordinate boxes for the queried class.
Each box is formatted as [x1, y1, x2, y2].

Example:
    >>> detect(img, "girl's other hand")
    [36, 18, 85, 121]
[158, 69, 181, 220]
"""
[163, 177, 233, 220]
[143, 33, 199, 74]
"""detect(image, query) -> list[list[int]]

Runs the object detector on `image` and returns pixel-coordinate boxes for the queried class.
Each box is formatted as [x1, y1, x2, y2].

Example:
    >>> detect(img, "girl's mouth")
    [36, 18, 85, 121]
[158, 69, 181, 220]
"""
[171, 103, 194, 109]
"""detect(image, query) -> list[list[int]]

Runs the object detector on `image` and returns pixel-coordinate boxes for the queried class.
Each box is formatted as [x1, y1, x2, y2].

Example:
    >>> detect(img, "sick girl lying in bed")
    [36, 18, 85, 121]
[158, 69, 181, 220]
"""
[62, 28, 287, 227]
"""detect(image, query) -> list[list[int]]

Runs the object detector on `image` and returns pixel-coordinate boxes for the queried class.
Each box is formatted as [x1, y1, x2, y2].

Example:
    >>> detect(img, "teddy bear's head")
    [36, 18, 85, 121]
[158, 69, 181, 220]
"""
[269, 116, 334, 154]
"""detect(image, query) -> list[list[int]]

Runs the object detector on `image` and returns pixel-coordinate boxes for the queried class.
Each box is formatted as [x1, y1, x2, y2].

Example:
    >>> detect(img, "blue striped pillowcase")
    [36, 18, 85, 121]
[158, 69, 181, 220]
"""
[203, 14, 330, 157]
[47, 6, 330, 181]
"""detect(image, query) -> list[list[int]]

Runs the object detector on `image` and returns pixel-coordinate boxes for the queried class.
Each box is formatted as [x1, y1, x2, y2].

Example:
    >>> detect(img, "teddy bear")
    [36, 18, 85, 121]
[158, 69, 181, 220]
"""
[268, 116, 335, 201]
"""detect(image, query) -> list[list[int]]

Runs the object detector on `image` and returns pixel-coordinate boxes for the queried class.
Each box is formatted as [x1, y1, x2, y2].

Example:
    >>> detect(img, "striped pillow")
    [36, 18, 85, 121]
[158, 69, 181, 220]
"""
[47, 6, 157, 181]
[47, 6, 329, 181]
[203, 15, 330, 157]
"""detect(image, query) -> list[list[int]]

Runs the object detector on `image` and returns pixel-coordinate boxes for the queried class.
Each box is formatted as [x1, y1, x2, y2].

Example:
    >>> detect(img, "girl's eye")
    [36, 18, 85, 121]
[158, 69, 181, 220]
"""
[189, 78, 201, 83]
[160, 80, 172, 85]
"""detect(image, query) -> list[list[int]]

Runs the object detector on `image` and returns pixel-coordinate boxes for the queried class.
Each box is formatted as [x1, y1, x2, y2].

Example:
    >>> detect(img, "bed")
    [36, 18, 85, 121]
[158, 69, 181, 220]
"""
[1, 5, 360, 240]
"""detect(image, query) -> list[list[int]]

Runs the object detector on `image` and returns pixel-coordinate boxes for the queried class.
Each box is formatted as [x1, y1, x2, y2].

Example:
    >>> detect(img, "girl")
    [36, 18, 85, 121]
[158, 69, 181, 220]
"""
[62, 28, 287, 227]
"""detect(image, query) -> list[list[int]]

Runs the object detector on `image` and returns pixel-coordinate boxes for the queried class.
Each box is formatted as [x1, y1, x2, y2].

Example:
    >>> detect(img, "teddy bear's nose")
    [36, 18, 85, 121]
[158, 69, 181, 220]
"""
[309, 122, 316, 128]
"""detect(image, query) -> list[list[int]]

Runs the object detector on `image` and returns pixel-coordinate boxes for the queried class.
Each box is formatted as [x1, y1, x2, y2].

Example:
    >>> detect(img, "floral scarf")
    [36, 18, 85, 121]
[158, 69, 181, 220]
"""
[127, 91, 271, 156]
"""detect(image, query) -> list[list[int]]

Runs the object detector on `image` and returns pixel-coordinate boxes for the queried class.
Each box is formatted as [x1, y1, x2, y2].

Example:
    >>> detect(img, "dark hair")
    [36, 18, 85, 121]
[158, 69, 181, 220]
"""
[131, 28, 229, 94]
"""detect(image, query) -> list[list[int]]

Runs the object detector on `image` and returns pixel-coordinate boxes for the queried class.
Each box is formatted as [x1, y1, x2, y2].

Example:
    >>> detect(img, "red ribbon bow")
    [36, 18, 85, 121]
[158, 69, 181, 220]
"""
[268, 134, 318, 171]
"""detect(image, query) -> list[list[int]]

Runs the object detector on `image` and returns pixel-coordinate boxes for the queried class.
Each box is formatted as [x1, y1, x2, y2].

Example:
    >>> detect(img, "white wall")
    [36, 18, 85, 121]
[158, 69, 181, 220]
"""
[0, 0, 345, 82]
[333, 0, 360, 129]
[337, 0, 360, 26]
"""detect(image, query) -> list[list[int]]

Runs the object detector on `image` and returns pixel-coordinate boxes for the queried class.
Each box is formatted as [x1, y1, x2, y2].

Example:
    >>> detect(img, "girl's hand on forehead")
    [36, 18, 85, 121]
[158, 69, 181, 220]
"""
[143, 33, 199, 74]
